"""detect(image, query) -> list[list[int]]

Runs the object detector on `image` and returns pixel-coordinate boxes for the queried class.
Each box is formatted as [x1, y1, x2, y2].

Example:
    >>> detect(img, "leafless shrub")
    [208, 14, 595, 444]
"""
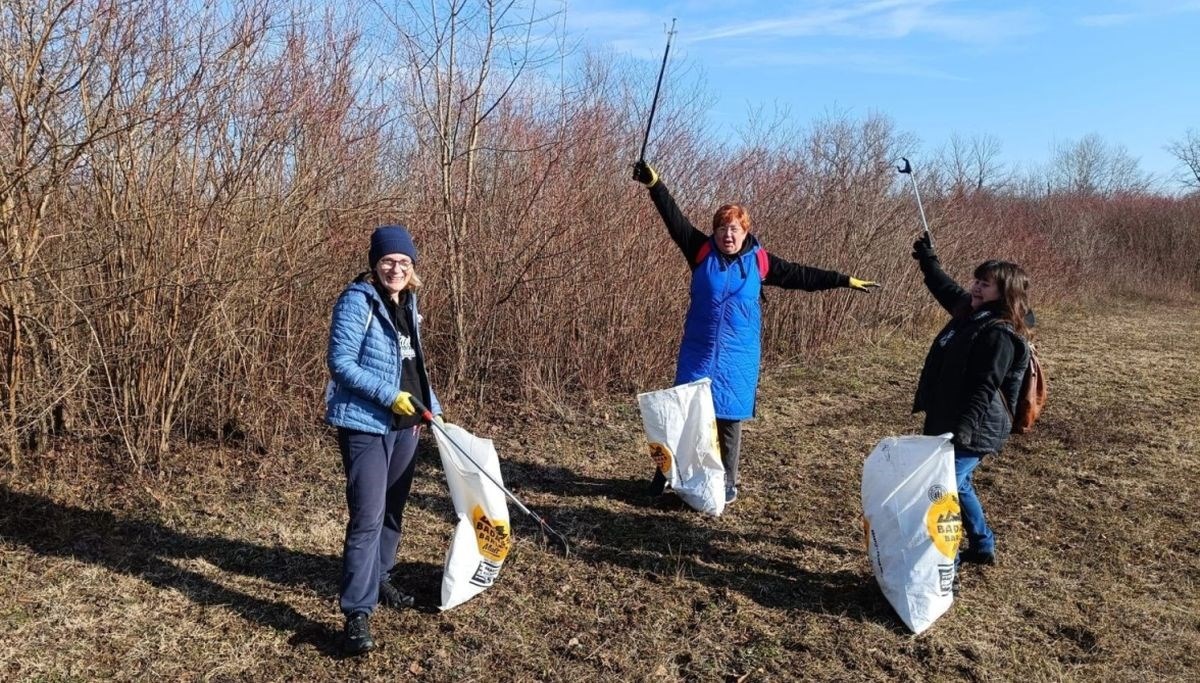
[1048, 133, 1152, 197]
[2, 0, 388, 469]
[1166, 129, 1200, 190]
[1, 1, 1196, 476]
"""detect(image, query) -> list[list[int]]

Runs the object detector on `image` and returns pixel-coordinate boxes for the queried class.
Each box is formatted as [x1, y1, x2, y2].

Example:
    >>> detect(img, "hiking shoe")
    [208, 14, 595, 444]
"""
[960, 548, 996, 565]
[724, 486, 738, 505]
[343, 611, 375, 655]
[647, 469, 668, 496]
[378, 580, 415, 609]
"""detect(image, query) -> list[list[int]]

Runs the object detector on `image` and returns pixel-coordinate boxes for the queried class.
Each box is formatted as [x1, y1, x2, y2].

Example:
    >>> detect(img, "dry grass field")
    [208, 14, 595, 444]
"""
[3, 299, 1198, 681]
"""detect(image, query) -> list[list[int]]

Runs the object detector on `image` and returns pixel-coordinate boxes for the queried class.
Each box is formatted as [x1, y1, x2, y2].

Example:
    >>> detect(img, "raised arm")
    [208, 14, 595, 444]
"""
[633, 161, 708, 261]
[912, 234, 969, 314]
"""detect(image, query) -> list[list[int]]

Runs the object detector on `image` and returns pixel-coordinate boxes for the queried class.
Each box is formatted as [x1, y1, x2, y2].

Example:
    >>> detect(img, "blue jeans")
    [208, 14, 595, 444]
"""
[338, 426, 420, 615]
[955, 448, 995, 556]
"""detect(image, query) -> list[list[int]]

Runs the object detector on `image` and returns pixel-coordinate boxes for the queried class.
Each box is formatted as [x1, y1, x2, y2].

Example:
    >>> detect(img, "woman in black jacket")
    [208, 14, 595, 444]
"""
[911, 233, 1031, 568]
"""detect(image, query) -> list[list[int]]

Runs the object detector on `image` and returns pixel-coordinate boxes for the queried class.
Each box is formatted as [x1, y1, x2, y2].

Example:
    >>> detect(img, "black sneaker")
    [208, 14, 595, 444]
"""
[343, 611, 375, 655]
[647, 469, 667, 496]
[724, 486, 738, 505]
[378, 580, 415, 609]
[960, 548, 996, 565]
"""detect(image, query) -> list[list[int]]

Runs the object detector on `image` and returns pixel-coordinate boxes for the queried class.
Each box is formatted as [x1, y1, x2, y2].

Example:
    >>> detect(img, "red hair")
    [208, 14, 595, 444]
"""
[712, 204, 751, 232]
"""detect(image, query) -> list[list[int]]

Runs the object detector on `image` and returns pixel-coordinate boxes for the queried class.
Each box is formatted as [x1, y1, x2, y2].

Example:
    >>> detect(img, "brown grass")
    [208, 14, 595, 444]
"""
[2, 298, 1198, 681]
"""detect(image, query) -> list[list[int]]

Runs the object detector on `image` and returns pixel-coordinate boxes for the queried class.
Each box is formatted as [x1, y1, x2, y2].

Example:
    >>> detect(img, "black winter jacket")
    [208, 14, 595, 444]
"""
[648, 182, 850, 289]
[912, 256, 1030, 454]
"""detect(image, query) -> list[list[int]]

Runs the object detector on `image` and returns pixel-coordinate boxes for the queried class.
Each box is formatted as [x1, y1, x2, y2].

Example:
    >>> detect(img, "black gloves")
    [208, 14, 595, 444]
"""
[912, 233, 937, 262]
[632, 160, 659, 188]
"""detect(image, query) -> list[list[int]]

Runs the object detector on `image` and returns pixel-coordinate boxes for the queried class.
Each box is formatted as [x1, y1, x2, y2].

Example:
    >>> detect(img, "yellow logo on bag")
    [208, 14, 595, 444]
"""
[925, 490, 963, 557]
[648, 442, 673, 474]
[710, 421, 720, 454]
[471, 505, 512, 563]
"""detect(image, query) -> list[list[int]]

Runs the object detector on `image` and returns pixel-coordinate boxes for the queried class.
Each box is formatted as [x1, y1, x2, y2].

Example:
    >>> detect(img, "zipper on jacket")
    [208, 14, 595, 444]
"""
[407, 292, 429, 404]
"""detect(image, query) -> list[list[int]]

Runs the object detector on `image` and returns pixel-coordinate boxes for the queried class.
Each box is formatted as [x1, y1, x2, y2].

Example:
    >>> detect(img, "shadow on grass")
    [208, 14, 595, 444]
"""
[495, 460, 654, 507]
[436, 457, 900, 628]
[497, 461, 880, 567]
[554, 501, 904, 630]
[0, 485, 438, 658]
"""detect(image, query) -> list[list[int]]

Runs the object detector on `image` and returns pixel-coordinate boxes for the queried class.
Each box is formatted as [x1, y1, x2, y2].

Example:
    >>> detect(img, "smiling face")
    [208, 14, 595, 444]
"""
[970, 275, 1001, 309]
[714, 220, 749, 255]
[373, 253, 413, 297]
[970, 259, 1031, 332]
[711, 204, 752, 255]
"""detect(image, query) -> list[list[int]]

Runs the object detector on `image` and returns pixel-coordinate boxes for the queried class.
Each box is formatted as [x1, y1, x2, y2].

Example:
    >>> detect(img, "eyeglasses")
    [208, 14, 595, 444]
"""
[377, 258, 413, 271]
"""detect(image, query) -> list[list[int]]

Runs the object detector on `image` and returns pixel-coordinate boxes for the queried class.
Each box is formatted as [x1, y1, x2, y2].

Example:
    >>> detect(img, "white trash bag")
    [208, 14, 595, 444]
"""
[637, 378, 725, 516]
[861, 434, 962, 634]
[433, 422, 512, 610]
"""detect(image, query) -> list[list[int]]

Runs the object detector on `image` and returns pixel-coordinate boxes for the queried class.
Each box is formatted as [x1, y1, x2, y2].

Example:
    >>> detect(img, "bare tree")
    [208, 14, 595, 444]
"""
[1048, 133, 1151, 197]
[1166, 129, 1200, 189]
[938, 133, 1007, 194]
[375, 0, 563, 394]
[2, 0, 388, 470]
[0, 0, 144, 465]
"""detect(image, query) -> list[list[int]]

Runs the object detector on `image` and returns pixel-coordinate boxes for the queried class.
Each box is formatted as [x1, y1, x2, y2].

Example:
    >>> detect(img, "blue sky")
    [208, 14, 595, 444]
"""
[563, 0, 1199, 184]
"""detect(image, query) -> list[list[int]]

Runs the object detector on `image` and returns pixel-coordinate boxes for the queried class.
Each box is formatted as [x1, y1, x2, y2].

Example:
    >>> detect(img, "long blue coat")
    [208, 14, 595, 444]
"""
[648, 181, 850, 421]
[675, 243, 765, 420]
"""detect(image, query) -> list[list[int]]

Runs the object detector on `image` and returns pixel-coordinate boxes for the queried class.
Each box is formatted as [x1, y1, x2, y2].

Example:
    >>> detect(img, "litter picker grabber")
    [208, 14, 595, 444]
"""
[896, 157, 933, 247]
[411, 397, 571, 557]
[638, 18, 677, 163]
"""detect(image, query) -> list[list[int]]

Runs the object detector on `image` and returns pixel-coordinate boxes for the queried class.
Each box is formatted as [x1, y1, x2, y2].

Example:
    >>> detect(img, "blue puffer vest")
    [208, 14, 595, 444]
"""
[325, 278, 441, 434]
[674, 239, 765, 420]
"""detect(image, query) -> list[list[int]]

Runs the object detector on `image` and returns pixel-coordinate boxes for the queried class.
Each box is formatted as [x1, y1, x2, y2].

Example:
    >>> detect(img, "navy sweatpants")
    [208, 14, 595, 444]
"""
[337, 426, 420, 615]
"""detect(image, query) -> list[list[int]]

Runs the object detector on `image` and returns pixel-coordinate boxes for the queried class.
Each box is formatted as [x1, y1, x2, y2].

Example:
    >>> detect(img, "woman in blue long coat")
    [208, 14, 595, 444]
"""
[633, 162, 879, 504]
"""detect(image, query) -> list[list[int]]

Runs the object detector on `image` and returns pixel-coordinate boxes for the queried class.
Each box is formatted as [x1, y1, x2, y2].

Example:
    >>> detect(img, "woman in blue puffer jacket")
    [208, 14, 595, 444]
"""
[633, 161, 880, 505]
[326, 224, 441, 655]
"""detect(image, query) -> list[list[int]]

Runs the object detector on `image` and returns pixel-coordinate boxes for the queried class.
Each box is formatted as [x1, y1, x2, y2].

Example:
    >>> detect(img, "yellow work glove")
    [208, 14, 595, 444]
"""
[391, 391, 417, 416]
[632, 160, 659, 188]
[848, 277, 881, 292]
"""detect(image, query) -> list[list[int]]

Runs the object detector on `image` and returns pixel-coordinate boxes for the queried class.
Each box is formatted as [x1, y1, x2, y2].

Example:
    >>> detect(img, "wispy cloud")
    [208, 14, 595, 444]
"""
[1077, 12, 1140, 27]
[564, 9, 659, 34]
[719, 47, 968, 81]
[563, 1, 1033, 79]
[690, 0, 924, 42]
[1078, 0, 1200, 27]
[563, 8, 678, 59]
[688, 0, 1041, 47]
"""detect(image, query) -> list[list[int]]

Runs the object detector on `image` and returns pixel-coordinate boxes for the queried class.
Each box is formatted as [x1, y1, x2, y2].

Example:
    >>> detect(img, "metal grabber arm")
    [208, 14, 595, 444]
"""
[411, 397, 571, 557]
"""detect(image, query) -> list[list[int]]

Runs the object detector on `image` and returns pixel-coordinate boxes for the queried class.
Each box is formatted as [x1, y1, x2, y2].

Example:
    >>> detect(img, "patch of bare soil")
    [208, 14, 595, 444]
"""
[2, 299, 1197, 681]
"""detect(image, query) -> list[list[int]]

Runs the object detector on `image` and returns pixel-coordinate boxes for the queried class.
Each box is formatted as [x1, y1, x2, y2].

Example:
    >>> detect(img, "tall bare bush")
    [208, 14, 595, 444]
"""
[3, 0, 388, 470]
[1, 0, 1196, 475]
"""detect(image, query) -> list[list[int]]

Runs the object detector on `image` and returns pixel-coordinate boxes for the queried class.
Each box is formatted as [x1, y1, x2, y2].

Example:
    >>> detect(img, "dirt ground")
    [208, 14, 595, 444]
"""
[3, 299, 1198, 682]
